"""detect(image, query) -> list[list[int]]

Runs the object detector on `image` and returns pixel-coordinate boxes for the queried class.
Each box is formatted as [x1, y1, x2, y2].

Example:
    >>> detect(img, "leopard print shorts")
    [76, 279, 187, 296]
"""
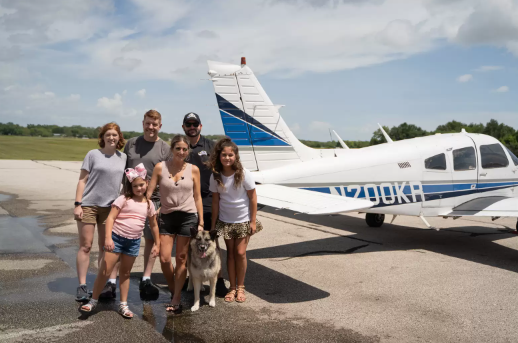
[215, 219, 263, 240]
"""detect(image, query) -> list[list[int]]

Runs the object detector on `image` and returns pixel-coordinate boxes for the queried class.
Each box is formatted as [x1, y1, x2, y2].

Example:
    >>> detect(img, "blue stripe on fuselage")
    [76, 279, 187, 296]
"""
[302, 182, 518, 207]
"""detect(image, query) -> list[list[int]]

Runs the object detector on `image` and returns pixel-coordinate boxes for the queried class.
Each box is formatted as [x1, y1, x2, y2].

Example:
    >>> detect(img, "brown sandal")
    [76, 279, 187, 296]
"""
[224, 287, 236, 302]
[236, 286, 246, 303]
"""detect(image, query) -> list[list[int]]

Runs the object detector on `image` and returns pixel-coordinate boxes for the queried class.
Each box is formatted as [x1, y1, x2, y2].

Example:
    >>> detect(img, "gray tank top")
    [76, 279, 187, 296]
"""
[159, 162, 197, 214]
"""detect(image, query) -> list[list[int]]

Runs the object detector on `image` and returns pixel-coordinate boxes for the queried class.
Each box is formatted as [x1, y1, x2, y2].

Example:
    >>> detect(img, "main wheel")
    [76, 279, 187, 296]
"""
[366, 213, 385, 227]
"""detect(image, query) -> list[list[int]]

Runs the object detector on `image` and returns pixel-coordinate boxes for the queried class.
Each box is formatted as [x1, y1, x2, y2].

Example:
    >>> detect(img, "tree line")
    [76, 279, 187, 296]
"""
[0, 122, 225, 142]
[369, 119, 518, 155]
[1, 119, 517, 154]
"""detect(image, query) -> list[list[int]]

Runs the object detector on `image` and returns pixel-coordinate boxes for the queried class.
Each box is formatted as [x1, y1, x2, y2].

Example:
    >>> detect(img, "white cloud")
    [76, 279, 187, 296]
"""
[67, 94, 81, 101]
[3, 85, 16, 91]
[113, 57, 142, 71]
[136, 89, 146, 98]
[289, 123, 301, 134]
[97, 93, 123, 111]
[474, 65, 504, 72]
[493, 86, 509, 93]
[122, 90, 127, 96]
[96, 92, 137, 117]
[29, 91, 55, 99]
[310, 121, 332, 132]
[457, 74, 473, 83]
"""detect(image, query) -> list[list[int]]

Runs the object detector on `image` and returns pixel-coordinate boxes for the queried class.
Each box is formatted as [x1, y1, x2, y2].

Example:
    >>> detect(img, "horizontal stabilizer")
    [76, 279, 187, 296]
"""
[255, 184, 373, 215]
[444, 196, 518, 217]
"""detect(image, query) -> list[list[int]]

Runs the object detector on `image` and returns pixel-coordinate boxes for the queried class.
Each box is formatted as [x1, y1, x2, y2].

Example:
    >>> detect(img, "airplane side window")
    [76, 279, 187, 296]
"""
[506, 147, 518, 166]
[481, 143, 509, 169]
[424, 153, 446, 170]
[453, 147, 476, 171]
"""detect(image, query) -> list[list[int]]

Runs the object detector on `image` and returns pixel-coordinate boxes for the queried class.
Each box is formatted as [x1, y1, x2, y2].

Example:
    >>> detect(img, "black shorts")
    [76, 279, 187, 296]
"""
[203, 212, 212, 232]
[159, 211, 198, 237]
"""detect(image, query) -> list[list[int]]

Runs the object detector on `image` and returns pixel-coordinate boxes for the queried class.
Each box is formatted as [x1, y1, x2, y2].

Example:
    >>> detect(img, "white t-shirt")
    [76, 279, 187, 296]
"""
[209, 169, 255, 223]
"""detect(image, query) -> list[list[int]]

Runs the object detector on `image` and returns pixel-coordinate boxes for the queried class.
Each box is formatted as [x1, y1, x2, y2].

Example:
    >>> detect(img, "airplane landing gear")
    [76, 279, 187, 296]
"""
[366, 213, 385, 227]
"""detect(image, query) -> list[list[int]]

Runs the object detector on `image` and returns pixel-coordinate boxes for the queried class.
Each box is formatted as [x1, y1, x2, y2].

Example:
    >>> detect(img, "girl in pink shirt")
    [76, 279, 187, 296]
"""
[80, 163, 160, 319]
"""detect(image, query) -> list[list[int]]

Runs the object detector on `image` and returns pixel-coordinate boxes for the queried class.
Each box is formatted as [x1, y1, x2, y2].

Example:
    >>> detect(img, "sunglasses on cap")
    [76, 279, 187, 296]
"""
[185, 122, 200, 128]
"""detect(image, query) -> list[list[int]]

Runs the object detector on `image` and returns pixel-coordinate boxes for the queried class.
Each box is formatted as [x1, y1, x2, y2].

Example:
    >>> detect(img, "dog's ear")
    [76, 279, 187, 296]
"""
[209, 229, 218, 241]
[190, 226, 198, 238]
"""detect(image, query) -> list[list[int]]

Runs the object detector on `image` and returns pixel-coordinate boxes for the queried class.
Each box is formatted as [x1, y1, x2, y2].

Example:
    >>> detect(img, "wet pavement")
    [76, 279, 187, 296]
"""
[3, 160, 518, 342]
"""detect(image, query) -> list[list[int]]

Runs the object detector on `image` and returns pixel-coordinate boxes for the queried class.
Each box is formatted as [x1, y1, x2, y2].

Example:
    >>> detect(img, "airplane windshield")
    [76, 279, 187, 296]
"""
[481, 144, 509, 169]
[506, 147, 518, 166]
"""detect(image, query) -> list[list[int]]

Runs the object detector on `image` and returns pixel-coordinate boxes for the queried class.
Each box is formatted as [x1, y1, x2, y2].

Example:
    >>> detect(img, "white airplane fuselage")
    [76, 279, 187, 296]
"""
[253, 132, 518, 217]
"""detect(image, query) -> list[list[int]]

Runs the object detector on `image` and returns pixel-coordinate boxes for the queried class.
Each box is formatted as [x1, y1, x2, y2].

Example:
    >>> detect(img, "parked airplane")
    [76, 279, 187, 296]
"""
[207, 58, 518, 231]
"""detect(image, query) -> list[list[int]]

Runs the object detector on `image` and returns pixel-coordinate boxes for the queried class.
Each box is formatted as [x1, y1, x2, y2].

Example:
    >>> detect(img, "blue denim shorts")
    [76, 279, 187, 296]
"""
[108, 232, 141, 257]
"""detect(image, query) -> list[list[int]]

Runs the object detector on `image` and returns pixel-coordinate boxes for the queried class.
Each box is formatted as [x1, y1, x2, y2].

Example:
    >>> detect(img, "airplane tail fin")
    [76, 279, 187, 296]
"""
[208, 59, 331, 171]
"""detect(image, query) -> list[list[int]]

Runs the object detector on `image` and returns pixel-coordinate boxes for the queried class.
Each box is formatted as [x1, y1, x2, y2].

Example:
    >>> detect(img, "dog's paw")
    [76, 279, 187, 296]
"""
[209, 299, 216, 307]
[191, 304, 200, 312]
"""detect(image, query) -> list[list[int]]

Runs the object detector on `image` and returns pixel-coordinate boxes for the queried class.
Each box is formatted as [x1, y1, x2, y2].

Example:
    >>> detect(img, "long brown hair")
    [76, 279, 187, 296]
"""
[170, 134, 190, 161]
[98, 122, 125, 150]
[207, 138, 243, 189]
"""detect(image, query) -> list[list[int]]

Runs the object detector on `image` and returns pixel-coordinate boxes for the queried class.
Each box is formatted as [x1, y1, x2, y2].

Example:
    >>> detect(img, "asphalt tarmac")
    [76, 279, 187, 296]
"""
[2, 160, 518, 342]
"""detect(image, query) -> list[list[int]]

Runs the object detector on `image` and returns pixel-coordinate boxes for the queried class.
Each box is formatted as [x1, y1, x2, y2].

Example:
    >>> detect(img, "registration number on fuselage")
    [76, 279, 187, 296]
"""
[333, 181, 425, 206]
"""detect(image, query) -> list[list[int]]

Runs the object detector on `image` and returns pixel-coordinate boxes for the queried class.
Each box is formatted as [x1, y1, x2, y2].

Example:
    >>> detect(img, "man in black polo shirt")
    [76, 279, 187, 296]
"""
[182, 112, 228, 297]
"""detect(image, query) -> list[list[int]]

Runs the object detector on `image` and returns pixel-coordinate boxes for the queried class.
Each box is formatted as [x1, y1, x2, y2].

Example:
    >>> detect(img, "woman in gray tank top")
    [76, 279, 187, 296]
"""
[147, 135, 204, 313]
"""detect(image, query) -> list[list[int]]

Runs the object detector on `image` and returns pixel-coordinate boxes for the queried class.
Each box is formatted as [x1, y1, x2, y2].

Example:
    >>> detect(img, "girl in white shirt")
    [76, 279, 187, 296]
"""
[209, 138, 263, 303]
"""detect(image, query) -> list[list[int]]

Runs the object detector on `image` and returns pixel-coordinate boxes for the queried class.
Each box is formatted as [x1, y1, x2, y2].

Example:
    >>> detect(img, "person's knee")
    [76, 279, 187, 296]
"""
[235, 249, 247, 259]
[119, 267, 131, 279]
[80, 244, 92, 254]
[176, 253, 187, 266]
[160, 254, 172, 265]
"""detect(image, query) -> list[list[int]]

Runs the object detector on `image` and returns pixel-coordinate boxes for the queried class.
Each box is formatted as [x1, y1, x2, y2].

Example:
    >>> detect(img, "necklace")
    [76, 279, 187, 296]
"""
[167, 162, 186, 184]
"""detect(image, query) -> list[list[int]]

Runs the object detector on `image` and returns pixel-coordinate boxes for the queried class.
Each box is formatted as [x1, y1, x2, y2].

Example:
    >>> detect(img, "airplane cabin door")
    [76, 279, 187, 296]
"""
[422, 149, 451, 209]
[448, 136, 479, 207]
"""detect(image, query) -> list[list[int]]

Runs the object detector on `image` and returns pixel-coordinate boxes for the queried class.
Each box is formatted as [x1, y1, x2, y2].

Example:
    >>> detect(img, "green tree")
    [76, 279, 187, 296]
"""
[370, 126, 390, 145]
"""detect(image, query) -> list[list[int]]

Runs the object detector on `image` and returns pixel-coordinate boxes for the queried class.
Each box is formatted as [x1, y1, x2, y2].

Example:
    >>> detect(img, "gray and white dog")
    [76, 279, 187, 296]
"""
[186, 227, 221, 312]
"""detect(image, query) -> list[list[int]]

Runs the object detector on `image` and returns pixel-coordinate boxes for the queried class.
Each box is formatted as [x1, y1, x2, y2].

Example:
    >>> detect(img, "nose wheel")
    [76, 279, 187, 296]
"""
[365, 213, 385, 227]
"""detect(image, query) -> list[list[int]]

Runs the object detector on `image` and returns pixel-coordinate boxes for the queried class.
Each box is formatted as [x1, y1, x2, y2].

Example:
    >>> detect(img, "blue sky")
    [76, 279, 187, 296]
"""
[0, 0, 517, 141]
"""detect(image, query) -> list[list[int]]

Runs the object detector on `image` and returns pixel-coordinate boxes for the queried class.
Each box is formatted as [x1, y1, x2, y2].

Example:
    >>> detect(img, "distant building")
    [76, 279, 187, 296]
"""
[53, 133, 61, 137]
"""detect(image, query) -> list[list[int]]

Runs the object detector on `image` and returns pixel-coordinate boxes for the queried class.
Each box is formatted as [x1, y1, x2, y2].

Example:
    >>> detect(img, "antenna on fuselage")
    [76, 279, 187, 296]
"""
[377, 123, 393, 143]
[332, 130, 349, 149]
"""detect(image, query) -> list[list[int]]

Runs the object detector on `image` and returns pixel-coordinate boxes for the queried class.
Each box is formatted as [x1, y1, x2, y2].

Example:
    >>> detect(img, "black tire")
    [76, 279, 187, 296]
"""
[366, 213, 385, 227]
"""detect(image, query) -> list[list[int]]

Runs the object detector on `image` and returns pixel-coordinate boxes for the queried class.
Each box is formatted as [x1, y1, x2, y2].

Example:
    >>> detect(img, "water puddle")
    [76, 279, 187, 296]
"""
[0, 193, 11, 202]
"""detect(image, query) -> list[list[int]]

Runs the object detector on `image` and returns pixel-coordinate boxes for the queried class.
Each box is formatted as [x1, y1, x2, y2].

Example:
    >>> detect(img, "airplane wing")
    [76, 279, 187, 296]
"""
[444, 196, 518, 217]
[255, 184, 373, 215]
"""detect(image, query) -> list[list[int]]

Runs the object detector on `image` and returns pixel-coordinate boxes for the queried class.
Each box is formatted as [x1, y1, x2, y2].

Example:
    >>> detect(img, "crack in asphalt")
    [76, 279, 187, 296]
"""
[31, 160, 80, 173]
[278, 244, 370, 261]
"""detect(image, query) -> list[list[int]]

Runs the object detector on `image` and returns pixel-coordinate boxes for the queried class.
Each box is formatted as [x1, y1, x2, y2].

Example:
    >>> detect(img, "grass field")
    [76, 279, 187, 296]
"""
[0, 136, 100, 161]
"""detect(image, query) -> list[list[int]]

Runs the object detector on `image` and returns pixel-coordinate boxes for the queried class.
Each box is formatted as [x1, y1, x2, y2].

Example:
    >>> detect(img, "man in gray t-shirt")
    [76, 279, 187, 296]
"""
[124, 136, 170, 201]
[102, 110, 170, 300]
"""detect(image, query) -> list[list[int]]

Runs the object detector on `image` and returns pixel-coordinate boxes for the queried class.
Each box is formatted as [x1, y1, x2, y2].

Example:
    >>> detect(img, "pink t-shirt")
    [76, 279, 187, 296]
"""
[111, 195, 156, 239]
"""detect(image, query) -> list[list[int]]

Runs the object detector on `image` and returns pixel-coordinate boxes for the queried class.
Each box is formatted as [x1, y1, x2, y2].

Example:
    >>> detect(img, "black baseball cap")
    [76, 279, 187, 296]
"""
[183, 112, 201, 124]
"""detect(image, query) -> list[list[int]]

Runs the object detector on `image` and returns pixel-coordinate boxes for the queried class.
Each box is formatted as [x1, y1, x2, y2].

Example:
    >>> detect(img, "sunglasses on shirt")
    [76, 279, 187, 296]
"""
[184, 122, 200, 128]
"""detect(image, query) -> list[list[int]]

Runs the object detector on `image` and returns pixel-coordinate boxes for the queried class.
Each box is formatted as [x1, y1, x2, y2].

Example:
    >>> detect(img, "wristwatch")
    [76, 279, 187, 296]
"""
[74, 201, 82, 206]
